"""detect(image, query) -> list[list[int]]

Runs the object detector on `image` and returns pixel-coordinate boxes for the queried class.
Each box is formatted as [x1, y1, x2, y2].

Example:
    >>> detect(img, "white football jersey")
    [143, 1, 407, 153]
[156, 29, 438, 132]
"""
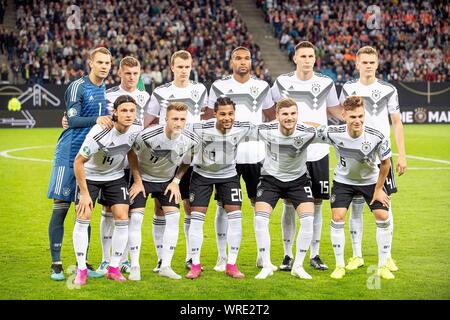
[339, 79, 400, 139]
[79, 123, 143, 181]
[146, 80, 208, 124]
[192, 120, 253, 179]
[133, 125, 200, 183]
[317, 125, 392, 185]
[271, 72, 340, 162]
[106, 85, 150, 125]
[257, 122, 317, 182]
[207, 75, 274, 164]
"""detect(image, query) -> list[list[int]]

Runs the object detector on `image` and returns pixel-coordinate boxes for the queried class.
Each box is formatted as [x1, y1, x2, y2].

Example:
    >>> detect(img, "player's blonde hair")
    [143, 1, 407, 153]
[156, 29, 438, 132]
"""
[170, 50, 192, 66]
[343, 96, 364, 111]
[89, 47, 112, 61]
[275, 98, 297, 113]
[356, 46, 378, 59]
[167, 102, 188, 113]
[120, 56, 140, 69]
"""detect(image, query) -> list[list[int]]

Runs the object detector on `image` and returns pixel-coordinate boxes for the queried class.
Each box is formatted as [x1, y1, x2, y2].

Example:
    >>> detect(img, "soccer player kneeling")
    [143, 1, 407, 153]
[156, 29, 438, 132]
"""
[72, 95, 143, 285]
[254, 98, 317, 280]
[317, 96, 394, 280]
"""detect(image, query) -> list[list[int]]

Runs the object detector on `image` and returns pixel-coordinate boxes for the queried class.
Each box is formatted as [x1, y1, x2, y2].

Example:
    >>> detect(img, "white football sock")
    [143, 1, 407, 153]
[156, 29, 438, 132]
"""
[254, 211, 271, 268]
[152, 215, 166, 261]
[189, 211, 205, 265]
[184, 214, 191, 262]
[388, 206, 394, 259]
[281, 202, 296, 258]
[110, 220, 129, 268]
[294, 214, 314, 267]
[214, 204, 228, 259]
[100, 208, 114, 262]
[226, 210, 243, 265]
[349, 196, 365, 258]
[376, 218, 392, 267]
[73, 218, 90, 270]
[310, 203, 322, 258]
[129, 211, 144, 267]
[161, 211, 180, 268]
[330, 220, 345, 267]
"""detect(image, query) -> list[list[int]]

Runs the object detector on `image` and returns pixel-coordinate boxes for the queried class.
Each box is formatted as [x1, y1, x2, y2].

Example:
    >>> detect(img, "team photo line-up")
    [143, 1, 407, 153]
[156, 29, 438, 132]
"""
[47, 41, 406, 285]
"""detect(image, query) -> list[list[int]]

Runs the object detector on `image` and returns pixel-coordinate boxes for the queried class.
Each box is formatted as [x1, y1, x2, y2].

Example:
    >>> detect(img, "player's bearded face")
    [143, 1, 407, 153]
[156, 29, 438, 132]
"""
[231, 50, 251, 76]
[215, 105, 235, 130]
[115, 102, 136, 126]
[356, 54, 378, 77]
[277, 105, 298, 131]
[166, 110, 187, 136]
[344, 107, 365, 134]
[90, 53, 112, 79]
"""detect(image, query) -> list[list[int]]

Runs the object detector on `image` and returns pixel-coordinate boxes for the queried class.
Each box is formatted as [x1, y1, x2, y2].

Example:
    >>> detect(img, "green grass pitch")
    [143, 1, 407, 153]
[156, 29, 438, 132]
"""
[0, 125, 449, 300]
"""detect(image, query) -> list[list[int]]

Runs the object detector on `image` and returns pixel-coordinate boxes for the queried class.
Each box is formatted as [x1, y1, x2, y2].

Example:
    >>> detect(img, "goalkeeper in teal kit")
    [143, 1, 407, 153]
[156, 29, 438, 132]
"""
[47, 47, 113, 281]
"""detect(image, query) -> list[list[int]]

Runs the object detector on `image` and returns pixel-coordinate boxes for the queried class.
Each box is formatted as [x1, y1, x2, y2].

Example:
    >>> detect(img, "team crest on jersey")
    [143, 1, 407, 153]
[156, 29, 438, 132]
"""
[63, 187, 71, 197]
[250, 86, 259, 97]
[129, 133, 138, 145]
[293, 137, 304, 148]
[67, 108, 78, 118]
[371, 90, 381, 101]
[311, 83, 321, 95]
[191, 89, 200, 102]
[136, 94, 145, 105]
[361, 141, 371, 154]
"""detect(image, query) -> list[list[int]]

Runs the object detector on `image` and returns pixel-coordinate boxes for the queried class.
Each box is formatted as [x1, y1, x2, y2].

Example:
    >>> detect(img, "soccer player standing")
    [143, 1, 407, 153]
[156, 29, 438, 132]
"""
[339, 46, 405, 272]
[145, 50, 208, 271]
[206, 47, 276, 272]
[271, 41, 341, 271]
[129, 102, 200, 280]
[254, 98, 318, 280]
[72, 95, 143, 285]
[47, 47, 113, 281]
[317, 96, 394, 280]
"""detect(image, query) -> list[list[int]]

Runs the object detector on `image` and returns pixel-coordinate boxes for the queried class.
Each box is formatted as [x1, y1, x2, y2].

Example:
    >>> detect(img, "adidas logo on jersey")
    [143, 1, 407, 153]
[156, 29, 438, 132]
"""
[89, 95, 94, 101]
[227, 89, 234, 94]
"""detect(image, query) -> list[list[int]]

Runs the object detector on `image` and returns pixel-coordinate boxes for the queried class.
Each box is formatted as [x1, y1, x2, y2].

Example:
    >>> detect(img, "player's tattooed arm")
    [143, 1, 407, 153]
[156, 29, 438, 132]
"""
[73, 154, 93, 219]
[370, 158, 391, 208]
[202, 107, 215, 120]
[128, 149, 146, 201]
[164, 163, 190, 204]
[263, 105, 276, 122]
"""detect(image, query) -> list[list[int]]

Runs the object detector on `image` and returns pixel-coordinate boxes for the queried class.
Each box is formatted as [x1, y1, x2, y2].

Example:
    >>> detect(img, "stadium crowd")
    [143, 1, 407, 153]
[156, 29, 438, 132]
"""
[257, 0, 449, 84]
[2, 0, 272, 87]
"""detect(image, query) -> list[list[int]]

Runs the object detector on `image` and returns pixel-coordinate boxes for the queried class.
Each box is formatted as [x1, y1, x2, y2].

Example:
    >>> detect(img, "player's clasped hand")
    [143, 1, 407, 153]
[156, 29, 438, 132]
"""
[370, 189, 390, 208]
[76, 194, 93, 218]
[62, 112, 69, 129]
[164, 182, 181, 204]
[129, 181, 146, 201]
[96, 115, 114, 129]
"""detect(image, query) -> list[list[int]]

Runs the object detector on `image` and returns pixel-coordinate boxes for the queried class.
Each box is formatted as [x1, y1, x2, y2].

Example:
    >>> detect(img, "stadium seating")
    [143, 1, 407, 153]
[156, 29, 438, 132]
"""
[257, 0, 449, 84]
[5, 0, 272, 86]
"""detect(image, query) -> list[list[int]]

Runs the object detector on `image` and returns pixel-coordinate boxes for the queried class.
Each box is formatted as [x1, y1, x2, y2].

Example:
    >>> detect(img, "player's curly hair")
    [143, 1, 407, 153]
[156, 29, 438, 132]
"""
[343, 96, 364, 111]
[214, 96, 236, 112]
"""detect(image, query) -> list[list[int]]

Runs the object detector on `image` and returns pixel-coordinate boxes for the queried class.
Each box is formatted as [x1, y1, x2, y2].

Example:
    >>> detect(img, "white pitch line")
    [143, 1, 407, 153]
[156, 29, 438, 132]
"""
[393, 153, 450, 165]
[0, 145, 53, 163]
